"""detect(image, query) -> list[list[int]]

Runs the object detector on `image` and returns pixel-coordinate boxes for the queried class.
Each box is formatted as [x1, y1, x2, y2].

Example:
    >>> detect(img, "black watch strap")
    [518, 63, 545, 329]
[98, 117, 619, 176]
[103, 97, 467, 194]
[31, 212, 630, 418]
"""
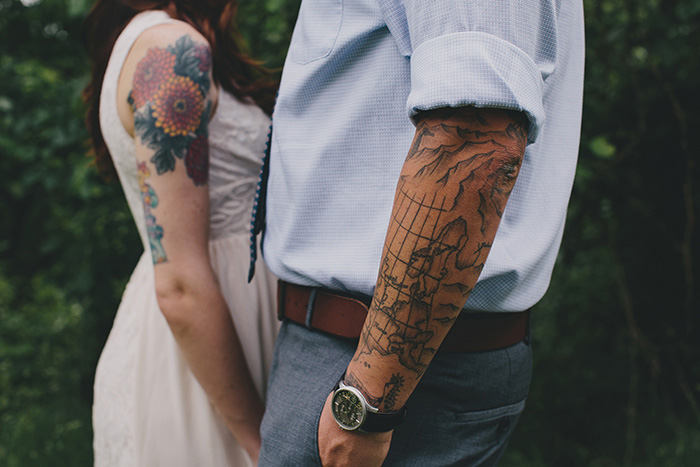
[361, 405, 407, 433]
[333, 373, 407, 433]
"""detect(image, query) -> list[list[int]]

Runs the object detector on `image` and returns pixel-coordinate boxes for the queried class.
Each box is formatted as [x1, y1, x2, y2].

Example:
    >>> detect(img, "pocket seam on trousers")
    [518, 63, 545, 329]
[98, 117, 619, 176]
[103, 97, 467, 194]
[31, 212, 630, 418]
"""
[313, 394, 326, 466]
[454, 397, 527, 423]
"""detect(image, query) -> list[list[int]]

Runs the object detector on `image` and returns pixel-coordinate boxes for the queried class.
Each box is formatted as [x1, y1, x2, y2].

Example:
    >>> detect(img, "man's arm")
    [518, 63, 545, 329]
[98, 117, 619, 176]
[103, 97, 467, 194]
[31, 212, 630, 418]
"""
[318, 106, 528, 466]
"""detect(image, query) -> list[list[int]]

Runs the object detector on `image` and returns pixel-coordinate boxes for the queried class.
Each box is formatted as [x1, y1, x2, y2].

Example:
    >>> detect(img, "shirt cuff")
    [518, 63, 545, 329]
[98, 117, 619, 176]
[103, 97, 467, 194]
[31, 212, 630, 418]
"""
[407, 31, 546, 144]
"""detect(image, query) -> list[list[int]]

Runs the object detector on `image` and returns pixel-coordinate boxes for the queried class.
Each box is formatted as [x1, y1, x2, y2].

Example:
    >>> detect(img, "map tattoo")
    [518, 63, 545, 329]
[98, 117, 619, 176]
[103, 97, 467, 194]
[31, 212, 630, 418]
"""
[355, 108, 528, 377]
[137, 162, 167, 264]
[345, 372, 405, 411]
[130, 35, 212, 185]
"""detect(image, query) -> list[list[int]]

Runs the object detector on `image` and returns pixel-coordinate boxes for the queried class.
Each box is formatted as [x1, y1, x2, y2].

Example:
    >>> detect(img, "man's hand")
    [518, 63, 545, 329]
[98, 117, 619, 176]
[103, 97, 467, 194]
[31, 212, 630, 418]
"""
[317, 393, 393, 466]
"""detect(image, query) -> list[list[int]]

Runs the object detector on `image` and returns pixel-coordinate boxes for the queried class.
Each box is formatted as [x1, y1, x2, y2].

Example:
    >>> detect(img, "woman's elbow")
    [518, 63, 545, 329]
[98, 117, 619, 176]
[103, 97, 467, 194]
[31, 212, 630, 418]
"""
[154, 275, 197, 332]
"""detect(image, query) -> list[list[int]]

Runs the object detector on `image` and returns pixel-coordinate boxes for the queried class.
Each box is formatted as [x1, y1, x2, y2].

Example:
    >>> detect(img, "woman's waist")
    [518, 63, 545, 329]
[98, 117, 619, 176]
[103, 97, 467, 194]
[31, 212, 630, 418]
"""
[208, 198, 255, 240]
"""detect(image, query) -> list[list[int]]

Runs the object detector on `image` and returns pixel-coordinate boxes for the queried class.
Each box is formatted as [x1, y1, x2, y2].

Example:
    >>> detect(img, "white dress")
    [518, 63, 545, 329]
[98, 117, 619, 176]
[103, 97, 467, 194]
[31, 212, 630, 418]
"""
[92, 11, 279, 467]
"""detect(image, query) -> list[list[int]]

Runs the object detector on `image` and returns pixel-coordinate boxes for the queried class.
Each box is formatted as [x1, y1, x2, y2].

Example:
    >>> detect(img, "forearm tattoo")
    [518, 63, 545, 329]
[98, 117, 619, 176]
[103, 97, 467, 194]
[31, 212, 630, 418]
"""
[131, 35, 212, 185]
[356, 108, 528, 377]
[346, 372, 405, 411]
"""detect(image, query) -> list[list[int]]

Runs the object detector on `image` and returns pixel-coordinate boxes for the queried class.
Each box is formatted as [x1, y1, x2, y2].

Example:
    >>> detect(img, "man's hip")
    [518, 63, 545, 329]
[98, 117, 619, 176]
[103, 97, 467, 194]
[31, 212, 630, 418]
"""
[259, 317, 532, 466]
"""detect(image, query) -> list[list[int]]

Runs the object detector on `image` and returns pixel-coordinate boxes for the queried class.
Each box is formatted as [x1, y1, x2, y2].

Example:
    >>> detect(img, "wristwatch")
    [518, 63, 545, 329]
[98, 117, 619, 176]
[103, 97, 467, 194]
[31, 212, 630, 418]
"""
[331, 374, 407, 433]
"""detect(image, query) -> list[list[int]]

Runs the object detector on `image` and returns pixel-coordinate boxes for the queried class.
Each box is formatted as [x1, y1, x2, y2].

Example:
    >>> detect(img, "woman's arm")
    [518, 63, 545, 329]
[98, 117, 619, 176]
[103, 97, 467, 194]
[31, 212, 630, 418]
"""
[119, 22, 263, 463]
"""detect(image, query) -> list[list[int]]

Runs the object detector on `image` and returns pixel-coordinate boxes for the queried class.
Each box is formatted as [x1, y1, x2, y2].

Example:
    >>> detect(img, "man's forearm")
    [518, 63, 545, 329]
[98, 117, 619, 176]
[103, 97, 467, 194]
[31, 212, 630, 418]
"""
[345, 106, 529, 412]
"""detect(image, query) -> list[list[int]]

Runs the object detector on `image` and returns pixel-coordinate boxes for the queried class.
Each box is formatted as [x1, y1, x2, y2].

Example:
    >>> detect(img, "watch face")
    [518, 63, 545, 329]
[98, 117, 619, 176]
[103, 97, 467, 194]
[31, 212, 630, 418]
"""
[332, 388, 365, 430]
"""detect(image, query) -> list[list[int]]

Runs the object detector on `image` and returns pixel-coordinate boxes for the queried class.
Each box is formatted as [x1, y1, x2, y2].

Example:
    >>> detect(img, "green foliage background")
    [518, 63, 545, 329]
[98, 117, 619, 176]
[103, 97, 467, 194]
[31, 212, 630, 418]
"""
[0, 0, 698, 465]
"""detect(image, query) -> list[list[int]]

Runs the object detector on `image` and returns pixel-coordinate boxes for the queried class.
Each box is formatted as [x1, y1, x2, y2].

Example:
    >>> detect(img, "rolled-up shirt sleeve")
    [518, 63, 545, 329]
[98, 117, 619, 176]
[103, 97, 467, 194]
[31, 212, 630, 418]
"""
[402, 0, 558, 143]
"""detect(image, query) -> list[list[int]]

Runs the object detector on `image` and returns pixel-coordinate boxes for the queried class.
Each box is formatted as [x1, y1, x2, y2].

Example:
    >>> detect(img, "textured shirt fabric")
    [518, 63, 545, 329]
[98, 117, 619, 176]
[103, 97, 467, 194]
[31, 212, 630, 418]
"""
[263, 0, 585, 312]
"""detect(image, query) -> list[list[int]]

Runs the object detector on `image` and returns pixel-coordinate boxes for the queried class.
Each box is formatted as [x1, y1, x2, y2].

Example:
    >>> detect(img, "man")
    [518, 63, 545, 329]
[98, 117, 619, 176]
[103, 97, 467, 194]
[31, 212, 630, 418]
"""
[256, 1, 584, 465]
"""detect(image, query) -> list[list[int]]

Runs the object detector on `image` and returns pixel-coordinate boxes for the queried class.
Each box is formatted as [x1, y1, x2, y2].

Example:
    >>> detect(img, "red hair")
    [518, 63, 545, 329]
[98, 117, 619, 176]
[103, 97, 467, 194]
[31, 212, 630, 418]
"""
[83, 0, 276, 178]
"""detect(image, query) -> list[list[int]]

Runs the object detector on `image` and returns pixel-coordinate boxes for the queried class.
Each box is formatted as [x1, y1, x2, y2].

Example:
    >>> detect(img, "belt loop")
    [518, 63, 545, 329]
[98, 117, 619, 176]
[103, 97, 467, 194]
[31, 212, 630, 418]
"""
[305, 288, 318, 328]
[277, 280, 286, 321]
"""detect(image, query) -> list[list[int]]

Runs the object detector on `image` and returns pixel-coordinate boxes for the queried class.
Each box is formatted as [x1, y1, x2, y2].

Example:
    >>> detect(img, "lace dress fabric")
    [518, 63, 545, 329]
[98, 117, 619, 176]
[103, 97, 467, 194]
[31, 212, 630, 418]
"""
[92, 11, 278, 466]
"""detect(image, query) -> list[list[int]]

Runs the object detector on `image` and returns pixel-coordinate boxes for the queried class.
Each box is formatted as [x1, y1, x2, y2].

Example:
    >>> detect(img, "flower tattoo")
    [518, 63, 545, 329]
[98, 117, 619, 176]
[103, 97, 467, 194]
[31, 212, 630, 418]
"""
[131, 35, 211, 185]
[130, 48, 177, 109]
[152, 75, 205, 137]
[185, 134, 209, 185]
[193, 44, 211, 73]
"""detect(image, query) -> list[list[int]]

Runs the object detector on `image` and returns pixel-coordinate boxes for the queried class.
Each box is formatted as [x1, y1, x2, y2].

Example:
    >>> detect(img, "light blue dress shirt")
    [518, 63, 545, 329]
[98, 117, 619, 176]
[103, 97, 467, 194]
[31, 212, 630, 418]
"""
[263, 0, 585, 312]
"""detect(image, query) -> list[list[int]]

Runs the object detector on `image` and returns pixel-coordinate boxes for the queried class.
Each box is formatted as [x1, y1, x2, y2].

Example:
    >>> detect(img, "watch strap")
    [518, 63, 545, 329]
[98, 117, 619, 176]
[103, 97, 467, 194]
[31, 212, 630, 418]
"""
[360, 405, 407, 433]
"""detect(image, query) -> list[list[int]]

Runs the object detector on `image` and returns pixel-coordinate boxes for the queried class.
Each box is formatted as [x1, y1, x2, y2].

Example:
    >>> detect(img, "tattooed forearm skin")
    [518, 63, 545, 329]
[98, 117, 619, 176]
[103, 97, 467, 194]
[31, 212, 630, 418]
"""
[345, 372, 405, 411]
[347, 107, 527, 411]
[131, 34, 212, 185]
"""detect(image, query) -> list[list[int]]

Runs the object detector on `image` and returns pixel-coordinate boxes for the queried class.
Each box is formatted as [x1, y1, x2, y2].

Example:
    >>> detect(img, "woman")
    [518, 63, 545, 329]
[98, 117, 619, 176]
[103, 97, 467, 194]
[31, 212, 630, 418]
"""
[83, 1, 278, 465]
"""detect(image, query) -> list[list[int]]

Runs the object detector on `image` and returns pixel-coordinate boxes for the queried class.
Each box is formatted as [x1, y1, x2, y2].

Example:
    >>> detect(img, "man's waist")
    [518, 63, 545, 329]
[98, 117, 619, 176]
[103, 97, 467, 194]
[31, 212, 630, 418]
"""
[277, 280, 530, 353]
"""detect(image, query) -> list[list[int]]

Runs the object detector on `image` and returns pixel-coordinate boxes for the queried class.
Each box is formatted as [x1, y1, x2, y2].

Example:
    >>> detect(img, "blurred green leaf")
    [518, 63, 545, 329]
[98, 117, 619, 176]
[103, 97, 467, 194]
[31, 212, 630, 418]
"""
[589, 136, 617, 159]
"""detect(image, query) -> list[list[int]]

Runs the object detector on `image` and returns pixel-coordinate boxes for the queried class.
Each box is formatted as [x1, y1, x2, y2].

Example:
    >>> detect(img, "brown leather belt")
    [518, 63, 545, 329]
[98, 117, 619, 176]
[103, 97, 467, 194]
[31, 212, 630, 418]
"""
[278, 280, 530, 353]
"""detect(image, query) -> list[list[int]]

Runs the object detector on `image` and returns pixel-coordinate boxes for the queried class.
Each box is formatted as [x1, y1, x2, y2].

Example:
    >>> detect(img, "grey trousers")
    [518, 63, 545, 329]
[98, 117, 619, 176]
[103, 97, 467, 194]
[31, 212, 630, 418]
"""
[259, 321, 532, 466]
